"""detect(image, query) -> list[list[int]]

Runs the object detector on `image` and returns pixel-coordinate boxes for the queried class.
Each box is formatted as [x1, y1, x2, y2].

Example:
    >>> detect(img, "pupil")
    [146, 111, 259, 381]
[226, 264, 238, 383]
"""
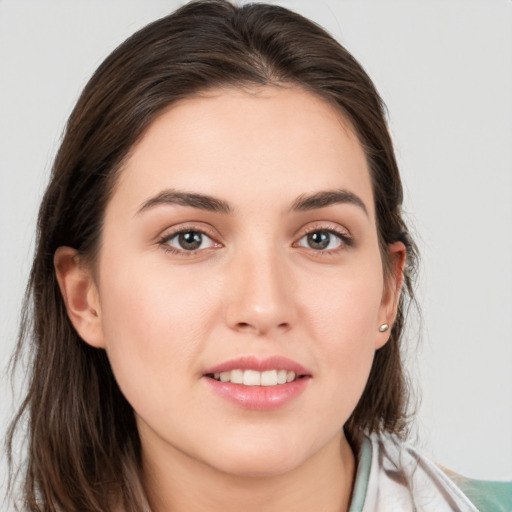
[179, 231, 202, 250]
[308, 231, 329, 249]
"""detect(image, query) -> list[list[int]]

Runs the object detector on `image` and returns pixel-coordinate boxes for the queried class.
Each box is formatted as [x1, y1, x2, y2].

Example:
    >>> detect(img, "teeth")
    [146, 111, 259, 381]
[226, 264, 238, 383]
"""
[211, 369, 299, 386]
[230, 369, 243, 384]
[243, 370, 261, 386]
[277, 369, 287, 384]
[261, 370, 277, 386]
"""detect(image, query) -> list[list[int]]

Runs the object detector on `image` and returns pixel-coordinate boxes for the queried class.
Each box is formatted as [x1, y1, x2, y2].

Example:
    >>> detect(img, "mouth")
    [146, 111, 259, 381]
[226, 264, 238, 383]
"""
[205, 369, 308, 386]
[202, 355, 311, 409]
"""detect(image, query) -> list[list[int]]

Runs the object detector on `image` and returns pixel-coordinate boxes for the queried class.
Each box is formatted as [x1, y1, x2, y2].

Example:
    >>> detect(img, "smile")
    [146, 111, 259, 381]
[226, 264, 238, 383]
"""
[203, 356, 311, 410]
[208, 369, 301, 386]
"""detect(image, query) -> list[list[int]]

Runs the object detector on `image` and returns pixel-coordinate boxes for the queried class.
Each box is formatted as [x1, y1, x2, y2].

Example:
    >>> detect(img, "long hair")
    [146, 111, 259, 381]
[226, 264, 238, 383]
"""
[6, 1, 418, 510]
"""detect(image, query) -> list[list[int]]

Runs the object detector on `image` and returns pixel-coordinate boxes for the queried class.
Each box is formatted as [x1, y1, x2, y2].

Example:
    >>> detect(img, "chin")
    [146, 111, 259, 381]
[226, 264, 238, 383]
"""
[201, 435, 313, 479]
[211, 453, 302, 479]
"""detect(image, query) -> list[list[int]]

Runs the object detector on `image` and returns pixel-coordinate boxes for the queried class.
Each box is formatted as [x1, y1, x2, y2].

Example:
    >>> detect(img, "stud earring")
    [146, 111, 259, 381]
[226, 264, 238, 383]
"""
[379, 323, 389, 332]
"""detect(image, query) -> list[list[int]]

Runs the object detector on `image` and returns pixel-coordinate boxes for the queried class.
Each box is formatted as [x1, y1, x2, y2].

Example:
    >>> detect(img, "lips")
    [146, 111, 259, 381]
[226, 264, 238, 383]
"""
[204, 355, 310, 376]
[202, 355, 311, 410]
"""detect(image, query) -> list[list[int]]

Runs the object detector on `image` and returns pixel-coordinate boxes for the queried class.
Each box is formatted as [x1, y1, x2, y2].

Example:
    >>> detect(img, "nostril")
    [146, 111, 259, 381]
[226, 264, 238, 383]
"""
[234, 321, 289, 333]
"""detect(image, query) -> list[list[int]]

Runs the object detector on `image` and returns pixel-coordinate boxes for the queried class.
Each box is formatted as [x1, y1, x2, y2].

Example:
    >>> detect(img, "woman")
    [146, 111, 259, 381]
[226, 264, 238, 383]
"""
[5, 1, 511, 511]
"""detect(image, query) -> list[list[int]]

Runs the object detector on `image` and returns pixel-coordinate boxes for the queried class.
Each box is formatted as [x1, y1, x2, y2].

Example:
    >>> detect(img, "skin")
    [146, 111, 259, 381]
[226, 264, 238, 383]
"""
[55, 85, 405, 512]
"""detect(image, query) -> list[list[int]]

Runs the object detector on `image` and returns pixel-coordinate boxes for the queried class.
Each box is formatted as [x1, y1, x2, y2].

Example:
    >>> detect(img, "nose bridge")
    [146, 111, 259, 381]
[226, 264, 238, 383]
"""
[224, 238, 295, 335]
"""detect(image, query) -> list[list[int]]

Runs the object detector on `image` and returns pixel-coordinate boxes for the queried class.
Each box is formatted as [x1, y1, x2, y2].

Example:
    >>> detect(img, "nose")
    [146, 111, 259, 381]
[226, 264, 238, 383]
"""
[223, 245, 297, 337]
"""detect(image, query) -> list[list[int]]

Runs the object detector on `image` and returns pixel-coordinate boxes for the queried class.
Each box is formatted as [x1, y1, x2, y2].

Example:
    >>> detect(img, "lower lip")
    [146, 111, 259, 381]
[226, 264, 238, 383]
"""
[203, 377, 310, 410]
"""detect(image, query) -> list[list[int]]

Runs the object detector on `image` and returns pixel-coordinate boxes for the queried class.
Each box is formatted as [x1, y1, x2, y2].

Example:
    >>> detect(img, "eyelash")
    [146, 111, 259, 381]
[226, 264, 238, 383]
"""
[295, 226, 353, 255]
[157, 224, 353, 256]
[157, 225, 220, 256]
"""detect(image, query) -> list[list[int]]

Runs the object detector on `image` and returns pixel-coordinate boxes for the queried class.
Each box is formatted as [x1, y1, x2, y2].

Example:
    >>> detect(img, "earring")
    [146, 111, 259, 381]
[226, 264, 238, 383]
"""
[379, 323, 389, 332]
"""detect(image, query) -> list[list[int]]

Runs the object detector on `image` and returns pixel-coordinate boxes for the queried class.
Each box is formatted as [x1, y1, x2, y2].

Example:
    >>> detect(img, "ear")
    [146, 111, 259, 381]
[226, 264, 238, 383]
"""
[375, 241, 406, 349]
[54, 246, 105, 348]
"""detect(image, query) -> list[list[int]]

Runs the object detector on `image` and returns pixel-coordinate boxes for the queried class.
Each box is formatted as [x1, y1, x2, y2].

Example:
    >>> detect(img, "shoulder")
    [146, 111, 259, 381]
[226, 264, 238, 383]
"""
[443, 470, 512, 512]
[352, 432, 512, 512]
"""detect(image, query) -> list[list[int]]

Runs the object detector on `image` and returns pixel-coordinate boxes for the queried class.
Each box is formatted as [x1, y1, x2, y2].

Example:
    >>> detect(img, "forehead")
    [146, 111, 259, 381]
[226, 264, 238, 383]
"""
[111, 85, 374, 218]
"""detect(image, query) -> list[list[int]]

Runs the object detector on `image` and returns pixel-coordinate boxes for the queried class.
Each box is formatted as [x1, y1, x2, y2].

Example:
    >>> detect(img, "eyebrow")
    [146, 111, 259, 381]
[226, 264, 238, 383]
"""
[290, 189, 368, 217]
[137, 188, 368, 217]
[137, 190, 232, 215]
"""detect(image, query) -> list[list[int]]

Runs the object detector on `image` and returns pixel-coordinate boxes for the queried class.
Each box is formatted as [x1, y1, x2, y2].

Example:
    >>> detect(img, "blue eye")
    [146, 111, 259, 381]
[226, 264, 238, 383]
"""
[297, 230, 343, 251]
[165, 230, 215, 251]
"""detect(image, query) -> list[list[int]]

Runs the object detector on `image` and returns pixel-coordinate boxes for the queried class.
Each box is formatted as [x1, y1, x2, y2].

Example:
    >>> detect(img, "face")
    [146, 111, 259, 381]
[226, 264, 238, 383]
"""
[71, 86, 401, 478]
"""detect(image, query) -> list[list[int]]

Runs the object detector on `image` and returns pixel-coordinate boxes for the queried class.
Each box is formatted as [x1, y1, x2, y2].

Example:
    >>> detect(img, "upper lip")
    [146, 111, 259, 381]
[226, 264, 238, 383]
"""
[204, 355, 311, 376]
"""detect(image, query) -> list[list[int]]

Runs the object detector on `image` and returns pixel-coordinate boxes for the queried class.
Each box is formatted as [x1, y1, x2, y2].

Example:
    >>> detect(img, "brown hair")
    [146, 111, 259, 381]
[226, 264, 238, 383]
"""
[6, 1, 418, 510]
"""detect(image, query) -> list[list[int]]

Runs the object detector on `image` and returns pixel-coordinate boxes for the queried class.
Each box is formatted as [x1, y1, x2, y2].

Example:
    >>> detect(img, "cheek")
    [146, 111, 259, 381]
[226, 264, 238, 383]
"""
[300, 262, 383, 401]
[100, 251, 218, 336]
[96, 257, 221, 407]
[302, 262, 384, 345]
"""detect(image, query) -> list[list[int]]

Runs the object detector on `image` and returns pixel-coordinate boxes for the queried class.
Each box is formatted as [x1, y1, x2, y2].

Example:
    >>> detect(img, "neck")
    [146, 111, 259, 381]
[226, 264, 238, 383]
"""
[141, 431, 356, 512]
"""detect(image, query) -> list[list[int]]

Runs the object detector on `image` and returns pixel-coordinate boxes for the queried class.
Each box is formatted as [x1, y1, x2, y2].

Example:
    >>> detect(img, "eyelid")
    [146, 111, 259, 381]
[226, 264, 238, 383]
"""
[292, 222, 354, 252]
[156, 221, 353, 256]
[297, 221, 352, 239]
[157, 223, 223, 254]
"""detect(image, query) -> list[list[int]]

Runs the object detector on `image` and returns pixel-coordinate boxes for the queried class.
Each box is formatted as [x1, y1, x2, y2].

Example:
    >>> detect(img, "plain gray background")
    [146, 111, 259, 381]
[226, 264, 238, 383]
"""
[1, 0, 511, 495]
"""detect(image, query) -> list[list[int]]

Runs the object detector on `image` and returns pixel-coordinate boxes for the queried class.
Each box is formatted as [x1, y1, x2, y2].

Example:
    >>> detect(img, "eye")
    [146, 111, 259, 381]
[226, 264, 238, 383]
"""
[161, 230, 217, 252]
[296, 230, 344, 251]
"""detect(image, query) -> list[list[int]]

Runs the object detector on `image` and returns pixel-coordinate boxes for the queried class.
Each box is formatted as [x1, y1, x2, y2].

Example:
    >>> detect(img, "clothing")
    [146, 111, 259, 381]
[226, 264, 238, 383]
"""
[349, 432, 512, 512]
